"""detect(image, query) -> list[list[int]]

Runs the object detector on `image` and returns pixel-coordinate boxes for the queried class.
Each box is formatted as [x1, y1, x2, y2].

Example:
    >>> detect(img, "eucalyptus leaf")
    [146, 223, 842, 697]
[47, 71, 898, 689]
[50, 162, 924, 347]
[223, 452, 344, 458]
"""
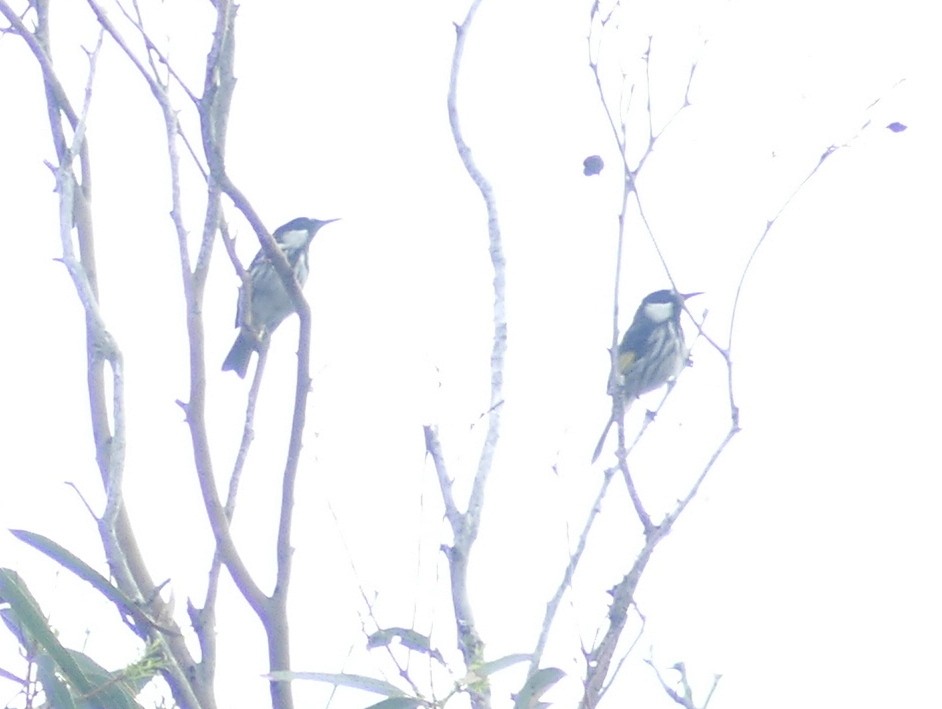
[513, 667, 565, 709]
[266, 670, 406, 697]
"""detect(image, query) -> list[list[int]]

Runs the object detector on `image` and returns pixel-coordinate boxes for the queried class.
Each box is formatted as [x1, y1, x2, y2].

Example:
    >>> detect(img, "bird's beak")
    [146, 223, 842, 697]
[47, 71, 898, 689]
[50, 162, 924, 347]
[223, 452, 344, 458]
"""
[322, 218, 341, 225]
[680, 291, 703, 301]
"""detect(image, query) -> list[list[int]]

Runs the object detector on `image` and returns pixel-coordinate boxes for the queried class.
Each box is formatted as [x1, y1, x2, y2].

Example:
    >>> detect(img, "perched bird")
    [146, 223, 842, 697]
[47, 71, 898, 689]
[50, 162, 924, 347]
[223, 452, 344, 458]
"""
[222, 217, 338, 378]
[591, 289, 700, 463]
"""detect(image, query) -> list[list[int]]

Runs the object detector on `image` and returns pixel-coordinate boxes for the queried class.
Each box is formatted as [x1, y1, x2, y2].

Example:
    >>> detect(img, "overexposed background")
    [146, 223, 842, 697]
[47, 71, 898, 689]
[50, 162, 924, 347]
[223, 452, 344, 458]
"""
[1, 0, 940, 707]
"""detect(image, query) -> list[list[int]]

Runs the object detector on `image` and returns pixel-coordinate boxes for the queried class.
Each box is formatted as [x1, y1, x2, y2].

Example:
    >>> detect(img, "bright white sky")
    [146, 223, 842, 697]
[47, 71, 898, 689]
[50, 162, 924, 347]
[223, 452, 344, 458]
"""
[1, 0, 940, 708]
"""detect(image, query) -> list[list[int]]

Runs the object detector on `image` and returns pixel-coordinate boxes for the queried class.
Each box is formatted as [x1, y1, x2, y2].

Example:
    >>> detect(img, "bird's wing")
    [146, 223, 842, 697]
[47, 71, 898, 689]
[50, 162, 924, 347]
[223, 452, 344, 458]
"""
[616, 349, 637, 374]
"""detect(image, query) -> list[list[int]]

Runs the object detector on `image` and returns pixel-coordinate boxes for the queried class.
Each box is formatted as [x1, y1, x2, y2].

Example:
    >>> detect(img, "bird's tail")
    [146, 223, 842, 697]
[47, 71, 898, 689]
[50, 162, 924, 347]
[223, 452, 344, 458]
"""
[591, 415, 615, 464]
[591, 399, 636, 463]
[222, 332, 255, 378]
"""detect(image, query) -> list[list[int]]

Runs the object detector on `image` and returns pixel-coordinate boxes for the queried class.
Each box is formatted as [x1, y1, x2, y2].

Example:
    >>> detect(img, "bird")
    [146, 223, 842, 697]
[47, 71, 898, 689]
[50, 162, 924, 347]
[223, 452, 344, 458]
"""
[591, 289, 701, 463]
[222, 217, 338, 378]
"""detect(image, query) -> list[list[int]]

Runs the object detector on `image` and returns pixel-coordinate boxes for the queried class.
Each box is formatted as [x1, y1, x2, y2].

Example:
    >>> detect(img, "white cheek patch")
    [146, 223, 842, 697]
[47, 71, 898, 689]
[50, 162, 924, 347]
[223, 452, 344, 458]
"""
[643, 300, 675, 323]
[278, 229, 309, 249]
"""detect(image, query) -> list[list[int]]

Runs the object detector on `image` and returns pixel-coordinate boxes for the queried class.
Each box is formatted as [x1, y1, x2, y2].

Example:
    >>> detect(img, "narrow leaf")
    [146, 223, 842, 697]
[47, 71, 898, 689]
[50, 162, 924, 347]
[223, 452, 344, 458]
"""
[9, 530, 159, 633]
[367, 627, 444, 664]
[475, 653, 532, 677]
[0, 569, 93, 694]
[36, 654, 77, 709]
[514, 667, 565, 709]
[69, 650, 147, 709]
[266, 670, 405, 697]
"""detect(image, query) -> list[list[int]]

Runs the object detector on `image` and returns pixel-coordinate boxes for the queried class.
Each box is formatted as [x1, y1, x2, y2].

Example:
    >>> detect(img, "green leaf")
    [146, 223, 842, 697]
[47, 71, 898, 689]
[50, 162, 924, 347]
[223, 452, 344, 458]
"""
[9, 530, 158, 633]
[36, 654, 77, 709]
[1, 570, 149, 708]
[0, 569, 94, 695]
[475, 653, 532, 677]
[69, 650, 147, 709]
[265, 671, 406, 697]
[367, 627, 444, 664]
[513, 667, 565, 709]
[0, 566, 52, 654]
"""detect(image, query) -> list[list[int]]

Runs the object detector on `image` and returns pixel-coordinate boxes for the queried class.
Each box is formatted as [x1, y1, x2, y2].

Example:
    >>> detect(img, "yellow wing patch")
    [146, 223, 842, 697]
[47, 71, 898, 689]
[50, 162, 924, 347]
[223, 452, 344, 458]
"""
[617, 350, 637, 375]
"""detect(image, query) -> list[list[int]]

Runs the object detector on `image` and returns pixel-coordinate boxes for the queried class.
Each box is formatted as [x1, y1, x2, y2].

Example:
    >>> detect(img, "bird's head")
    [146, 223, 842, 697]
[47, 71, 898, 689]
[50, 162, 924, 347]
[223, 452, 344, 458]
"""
[273, 217, 340, 249]
[639, 289, 701, 323]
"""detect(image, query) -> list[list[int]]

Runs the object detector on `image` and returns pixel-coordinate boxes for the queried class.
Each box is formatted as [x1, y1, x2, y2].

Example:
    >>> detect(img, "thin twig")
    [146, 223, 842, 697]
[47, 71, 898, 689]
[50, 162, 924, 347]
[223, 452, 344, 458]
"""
[529, 468, 616, 674]
[588, 7, 701, 469]
[646, 658, 722, 709]
[326, 502, 426, 699]
[579, 7, 732, 706]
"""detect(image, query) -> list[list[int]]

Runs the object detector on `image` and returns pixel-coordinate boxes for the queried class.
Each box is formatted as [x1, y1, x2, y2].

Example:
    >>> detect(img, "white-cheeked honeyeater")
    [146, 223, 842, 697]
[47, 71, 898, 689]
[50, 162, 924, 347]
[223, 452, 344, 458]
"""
[591, 289, 700, 463]
[222, 217, 338, 378]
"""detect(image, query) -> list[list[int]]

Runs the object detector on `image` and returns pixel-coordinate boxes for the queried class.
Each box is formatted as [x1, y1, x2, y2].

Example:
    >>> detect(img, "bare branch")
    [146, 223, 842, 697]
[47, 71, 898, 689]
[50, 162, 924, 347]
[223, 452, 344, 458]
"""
[588, 10, 702, 473]
[86, 0, 164, 105]
[579, 7, 741, 704]
[195, 6, 310, 708]
[596, 606, 646, 702]
[448, 3, 507, 541]
[646, 659, 722, 709]
[2, 3, 211, 706]
[423, 426, 461, 531]
[617, 461, 652, 533]
[580, 511, 664, 707]
[529, 468, 615, 674]
[0, 2, 79, 129]
[435, 2, 506, 706]
[118, 0, 200, 104]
